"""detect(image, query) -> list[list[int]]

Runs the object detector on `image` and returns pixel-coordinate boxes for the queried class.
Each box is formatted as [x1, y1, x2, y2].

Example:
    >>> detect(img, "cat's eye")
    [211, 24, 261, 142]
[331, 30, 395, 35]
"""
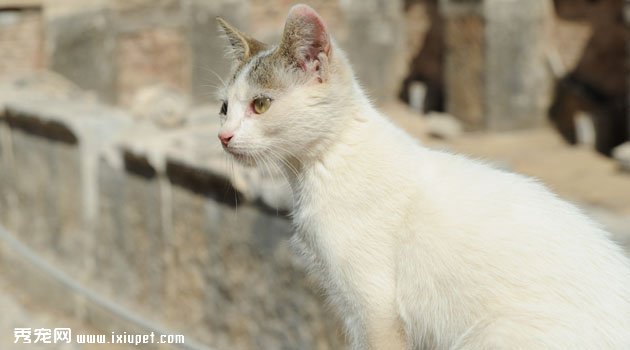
[252, 97, 272, 114]
[220, 101, 228, 115]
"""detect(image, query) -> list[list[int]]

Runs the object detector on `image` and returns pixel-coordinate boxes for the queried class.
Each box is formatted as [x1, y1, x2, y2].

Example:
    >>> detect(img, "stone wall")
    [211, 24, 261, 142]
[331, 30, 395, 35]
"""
[116, 27, 190, 107]
[443, 7, 484, 127]
[439, 0, 554, 131]
[484, 0, 553, 130]
[0, 78, 342, 349]
[0, 0, 406, 106]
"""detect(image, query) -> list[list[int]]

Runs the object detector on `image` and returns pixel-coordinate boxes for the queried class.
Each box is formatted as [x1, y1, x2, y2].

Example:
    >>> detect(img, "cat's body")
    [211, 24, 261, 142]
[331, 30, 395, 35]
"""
[216, 5, 630, 349]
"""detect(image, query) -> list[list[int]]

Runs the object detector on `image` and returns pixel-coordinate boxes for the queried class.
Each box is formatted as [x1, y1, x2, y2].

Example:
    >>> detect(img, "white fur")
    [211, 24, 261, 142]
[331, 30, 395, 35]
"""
[218, 9, 630, 349]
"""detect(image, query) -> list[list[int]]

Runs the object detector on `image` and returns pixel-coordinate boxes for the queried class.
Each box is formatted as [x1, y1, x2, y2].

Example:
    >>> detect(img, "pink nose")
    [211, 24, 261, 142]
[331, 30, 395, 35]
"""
[219, 132, 233, 146]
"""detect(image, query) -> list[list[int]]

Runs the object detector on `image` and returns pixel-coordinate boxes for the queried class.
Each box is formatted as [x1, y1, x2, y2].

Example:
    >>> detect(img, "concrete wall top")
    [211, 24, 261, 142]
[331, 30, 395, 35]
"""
[0, 72, 293, 212]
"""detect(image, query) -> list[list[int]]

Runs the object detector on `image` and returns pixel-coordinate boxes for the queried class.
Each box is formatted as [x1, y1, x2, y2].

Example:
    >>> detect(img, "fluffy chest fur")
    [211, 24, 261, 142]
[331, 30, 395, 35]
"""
[287, 116, 417, 345]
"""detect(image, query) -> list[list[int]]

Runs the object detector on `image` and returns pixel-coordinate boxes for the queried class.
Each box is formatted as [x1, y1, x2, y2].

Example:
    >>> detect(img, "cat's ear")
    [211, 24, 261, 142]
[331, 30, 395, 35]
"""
[277, 5, 331, 79]
[216, 17, 267, 63]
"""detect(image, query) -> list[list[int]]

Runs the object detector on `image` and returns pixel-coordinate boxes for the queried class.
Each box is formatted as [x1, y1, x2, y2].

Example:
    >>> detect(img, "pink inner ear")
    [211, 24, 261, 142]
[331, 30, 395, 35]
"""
[287, 5, 331, 62]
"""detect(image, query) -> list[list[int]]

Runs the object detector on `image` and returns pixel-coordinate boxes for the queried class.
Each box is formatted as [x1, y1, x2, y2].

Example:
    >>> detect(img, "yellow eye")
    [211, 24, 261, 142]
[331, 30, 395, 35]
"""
[253, 97, 271, 114]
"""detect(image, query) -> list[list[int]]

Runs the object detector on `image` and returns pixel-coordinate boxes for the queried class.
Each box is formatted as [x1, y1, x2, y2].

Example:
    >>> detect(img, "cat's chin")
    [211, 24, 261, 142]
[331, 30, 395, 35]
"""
[227, 151, 257, 167]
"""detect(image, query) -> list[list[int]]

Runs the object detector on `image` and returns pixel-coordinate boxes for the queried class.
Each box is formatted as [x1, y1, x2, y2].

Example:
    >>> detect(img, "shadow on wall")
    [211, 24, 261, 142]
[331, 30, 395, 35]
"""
[398, 0, 445, 113]
[549, 0, 628, 156]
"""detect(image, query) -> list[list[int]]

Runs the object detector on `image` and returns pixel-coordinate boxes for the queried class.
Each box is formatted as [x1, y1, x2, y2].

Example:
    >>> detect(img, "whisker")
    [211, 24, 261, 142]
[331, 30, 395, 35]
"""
[256, 147, 295, 214]
[255, 146, 297, 210]
[265, 150, 295, 210]
[253, 149, 282, 213]
[198, 83, 225, 90]
[267, 145, 302, 179]
[232, 158, 239, 217]
[224, 154, 239, 217]
[200, 66, 228, 89]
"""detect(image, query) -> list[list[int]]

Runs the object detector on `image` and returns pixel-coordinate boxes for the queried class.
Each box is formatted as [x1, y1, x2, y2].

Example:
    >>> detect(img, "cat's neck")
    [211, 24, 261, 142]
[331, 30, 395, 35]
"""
[284, 101, 391, 198]
[277, 65, 369, 177]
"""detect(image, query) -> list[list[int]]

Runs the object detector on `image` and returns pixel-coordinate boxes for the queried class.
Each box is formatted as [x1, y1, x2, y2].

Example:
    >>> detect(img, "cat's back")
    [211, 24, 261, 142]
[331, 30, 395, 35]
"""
[414, 147, 630, 289]
[399, 147, 630, 348]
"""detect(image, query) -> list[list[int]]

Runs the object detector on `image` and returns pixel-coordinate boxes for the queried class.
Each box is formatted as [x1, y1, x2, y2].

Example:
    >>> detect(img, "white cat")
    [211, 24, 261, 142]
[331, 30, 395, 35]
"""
[216, 5, 630, 349]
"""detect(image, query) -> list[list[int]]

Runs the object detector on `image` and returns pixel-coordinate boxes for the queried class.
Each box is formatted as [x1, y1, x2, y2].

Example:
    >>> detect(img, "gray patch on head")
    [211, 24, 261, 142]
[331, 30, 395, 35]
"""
[227, 58, 250, 86]
[247, 51, 286, 90]
[229, 47, 293, 92]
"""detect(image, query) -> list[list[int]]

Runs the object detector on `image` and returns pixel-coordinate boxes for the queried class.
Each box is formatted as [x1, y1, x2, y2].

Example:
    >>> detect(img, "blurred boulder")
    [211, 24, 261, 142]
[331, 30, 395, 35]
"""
[426, 111, 463, 139]
[613, 142, 630, 173]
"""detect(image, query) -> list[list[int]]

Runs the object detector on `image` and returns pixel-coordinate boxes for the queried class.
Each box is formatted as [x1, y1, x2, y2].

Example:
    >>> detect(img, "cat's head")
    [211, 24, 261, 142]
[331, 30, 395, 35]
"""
[216, 4, 354, 169]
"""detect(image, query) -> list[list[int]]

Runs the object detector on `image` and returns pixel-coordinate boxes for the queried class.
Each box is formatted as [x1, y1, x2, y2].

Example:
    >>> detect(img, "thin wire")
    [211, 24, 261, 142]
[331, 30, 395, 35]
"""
[0, 224, 214, 350]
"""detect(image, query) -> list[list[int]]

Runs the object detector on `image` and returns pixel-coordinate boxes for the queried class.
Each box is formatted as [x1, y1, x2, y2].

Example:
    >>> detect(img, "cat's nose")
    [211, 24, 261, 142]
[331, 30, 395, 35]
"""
[219, 131, 234, 147]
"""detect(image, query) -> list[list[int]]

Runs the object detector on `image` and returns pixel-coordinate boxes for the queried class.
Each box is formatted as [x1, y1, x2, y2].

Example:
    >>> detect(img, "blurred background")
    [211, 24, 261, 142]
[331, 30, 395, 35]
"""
[0, 0, 628, 349]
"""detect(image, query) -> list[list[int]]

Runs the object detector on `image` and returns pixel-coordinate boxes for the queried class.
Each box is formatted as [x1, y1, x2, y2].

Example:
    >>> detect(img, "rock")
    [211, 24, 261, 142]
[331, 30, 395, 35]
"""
[130, 84, 190, 129]
[574, 111, 596, 147]
[425, 112, 463, 139]
[612, 142, 630, 173]
[408, 81, 427, 114]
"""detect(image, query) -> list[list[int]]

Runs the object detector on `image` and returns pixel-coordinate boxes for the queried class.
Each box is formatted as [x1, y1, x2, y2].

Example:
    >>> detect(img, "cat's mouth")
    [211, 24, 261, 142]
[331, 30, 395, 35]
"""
[225, 148, 257, 167]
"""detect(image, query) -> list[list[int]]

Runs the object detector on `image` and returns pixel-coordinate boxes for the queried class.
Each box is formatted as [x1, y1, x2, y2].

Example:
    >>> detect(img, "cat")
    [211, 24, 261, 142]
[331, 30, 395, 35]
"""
[216, 5, 630, 349]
